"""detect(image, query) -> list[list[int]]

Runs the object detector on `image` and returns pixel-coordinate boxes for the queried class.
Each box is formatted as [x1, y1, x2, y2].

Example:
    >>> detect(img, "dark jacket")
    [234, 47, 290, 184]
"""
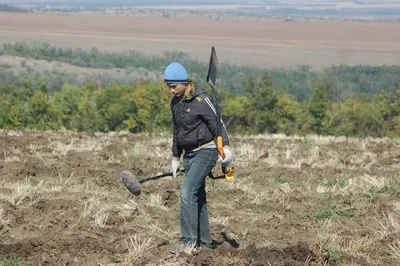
[171, 84, 230, 157]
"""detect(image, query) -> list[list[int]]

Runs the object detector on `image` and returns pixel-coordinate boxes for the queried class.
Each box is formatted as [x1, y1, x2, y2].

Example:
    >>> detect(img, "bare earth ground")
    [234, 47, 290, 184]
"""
[1, 12, 400, 69]
[1, 130, 400, 265]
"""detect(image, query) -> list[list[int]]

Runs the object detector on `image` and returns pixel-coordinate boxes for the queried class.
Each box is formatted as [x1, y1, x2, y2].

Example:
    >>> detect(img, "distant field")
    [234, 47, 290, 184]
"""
[135, 5, 257, 10]
[335, 2, 400, 9]
[1, 12, 400, 69]
[136, 2, 400, 10]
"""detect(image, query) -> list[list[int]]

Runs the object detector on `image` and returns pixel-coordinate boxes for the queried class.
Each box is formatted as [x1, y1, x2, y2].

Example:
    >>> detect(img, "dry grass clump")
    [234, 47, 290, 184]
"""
[1, 178, 43, 205]
[124, 235, 155, 264]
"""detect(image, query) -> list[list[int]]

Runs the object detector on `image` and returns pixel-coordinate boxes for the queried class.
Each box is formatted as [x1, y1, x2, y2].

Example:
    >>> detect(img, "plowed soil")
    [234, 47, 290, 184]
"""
[1, 130, 400, 265]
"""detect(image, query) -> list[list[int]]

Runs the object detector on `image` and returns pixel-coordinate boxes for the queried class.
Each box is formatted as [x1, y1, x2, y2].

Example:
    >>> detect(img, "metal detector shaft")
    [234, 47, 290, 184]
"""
[139, 169, 184, 184]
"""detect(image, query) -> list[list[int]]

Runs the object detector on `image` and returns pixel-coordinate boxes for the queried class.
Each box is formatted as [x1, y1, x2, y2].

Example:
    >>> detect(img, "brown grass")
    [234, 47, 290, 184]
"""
[1, 12, 400, 69]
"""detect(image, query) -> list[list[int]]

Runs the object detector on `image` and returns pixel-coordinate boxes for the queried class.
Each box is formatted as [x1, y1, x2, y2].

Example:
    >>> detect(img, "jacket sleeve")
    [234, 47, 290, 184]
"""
[172, 127, 183, 157]
[171, 99, 183, 157]
[201, 95, 230, 147]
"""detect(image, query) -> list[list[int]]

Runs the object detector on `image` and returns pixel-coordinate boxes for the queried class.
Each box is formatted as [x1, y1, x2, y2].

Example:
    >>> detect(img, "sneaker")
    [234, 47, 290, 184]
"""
[198, 242, 215, 250]
[169, 242, 195, 254]
[197, 245, 213, 253]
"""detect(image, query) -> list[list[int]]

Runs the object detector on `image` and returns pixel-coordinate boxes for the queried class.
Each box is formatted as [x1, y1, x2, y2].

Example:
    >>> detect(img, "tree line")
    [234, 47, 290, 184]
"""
[1, 73, 400, 138]
[2, 42, 400, 101]
[0, 4, 28, 12]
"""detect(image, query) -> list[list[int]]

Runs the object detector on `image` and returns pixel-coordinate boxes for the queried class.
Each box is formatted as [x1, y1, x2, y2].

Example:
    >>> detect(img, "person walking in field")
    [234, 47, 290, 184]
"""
[164, 62, 233, 254]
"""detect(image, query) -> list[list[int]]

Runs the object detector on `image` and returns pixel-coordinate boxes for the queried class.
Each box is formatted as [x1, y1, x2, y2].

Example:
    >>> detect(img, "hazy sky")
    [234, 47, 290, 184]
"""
[0, 0, 347, 4]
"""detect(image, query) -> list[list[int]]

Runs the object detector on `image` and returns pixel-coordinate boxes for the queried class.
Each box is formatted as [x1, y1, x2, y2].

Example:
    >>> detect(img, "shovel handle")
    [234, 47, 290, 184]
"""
[217, 136, 228, 174]
[217, 136, 225, 159]
[217, 136, 235, 180]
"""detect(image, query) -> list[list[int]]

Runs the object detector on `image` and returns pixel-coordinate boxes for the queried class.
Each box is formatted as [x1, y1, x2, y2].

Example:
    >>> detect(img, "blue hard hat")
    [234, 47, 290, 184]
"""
[164, 62, 188, 84]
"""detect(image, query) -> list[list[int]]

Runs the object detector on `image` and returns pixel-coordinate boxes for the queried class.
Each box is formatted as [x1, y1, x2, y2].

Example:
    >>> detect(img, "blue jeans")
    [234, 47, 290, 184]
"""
[180, 148, 218, 247]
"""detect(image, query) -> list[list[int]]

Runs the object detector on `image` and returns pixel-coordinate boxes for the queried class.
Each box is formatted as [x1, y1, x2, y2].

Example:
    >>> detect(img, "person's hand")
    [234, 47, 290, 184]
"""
[170, 157, 180, 177]
[218, 147, 233, 167]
